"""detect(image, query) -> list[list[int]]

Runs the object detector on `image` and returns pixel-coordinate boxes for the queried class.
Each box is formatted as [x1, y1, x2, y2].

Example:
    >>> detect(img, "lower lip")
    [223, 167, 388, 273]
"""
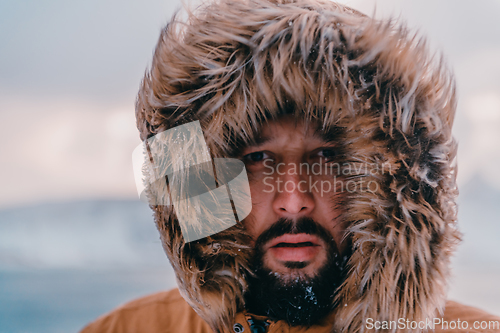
[268, 245, 320, 262]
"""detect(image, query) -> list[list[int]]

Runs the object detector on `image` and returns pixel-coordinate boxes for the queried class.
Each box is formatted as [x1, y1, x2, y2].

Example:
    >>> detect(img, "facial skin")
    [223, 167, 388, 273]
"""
[241, 117, 346, 279]
[240, 116, 349, 325]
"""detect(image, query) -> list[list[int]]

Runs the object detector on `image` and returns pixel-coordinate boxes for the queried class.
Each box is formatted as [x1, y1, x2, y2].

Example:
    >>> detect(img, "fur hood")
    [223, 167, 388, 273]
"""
[135, 0, 461, 332]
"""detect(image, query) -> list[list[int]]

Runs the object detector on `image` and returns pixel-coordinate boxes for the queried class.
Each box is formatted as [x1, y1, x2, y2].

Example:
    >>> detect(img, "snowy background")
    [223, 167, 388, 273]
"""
[0, 0, 499, 332]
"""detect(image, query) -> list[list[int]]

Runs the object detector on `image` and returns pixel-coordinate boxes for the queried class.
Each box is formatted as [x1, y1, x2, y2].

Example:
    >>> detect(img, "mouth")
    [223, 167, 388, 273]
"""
[266, 234, 322, 263]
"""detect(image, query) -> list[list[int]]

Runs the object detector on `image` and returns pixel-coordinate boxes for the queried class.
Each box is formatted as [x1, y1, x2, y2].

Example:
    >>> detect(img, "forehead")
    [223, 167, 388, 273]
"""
[249, 116, 340, 148]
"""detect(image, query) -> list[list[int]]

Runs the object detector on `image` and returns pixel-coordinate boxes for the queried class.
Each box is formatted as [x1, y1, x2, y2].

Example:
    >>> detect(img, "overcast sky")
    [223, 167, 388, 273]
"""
[0, 0, 499, 209]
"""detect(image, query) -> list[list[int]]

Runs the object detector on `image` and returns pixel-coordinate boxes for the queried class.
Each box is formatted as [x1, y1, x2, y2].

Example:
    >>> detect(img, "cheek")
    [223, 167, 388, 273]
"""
[242, 213, 258, 242]
[314, 192, 345, 245]
[248, 174, 277, 208]
[243, 179, 275, 240]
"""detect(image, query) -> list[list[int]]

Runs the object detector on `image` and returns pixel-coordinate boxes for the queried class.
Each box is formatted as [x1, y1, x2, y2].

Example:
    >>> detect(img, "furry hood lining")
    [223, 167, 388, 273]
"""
[135, 0, 461, 332]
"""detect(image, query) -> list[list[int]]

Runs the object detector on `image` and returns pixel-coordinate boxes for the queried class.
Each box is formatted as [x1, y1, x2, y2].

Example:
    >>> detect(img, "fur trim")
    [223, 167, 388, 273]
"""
[135, 0, 461, 332]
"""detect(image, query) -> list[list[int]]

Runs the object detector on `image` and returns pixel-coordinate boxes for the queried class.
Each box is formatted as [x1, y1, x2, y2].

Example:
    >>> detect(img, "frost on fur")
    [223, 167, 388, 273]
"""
[135, 0, 460, 332]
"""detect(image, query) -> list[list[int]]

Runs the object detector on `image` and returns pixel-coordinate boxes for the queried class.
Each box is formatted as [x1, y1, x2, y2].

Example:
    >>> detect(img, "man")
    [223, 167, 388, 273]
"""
[82, 0, 500, 332]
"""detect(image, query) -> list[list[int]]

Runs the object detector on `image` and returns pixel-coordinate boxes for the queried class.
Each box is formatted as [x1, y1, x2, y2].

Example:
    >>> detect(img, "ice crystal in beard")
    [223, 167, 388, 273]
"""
[243, 218, 350, 327]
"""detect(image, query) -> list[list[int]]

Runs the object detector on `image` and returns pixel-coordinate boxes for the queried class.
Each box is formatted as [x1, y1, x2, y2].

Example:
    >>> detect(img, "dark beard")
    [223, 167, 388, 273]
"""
[243, 218, 350, 327]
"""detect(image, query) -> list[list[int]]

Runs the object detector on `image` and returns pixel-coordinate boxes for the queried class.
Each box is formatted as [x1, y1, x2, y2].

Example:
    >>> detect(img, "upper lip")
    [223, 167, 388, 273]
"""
[266, 233, 321, 249]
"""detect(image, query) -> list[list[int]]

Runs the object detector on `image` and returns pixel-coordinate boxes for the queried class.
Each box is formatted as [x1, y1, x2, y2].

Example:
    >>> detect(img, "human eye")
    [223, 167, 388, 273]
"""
[242, 151, 272, 163]
[316, 148, 337, 162]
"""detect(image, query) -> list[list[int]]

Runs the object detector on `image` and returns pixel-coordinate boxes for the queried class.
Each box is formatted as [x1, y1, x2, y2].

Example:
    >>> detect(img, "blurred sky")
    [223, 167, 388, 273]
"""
[0, 0, 499, 209]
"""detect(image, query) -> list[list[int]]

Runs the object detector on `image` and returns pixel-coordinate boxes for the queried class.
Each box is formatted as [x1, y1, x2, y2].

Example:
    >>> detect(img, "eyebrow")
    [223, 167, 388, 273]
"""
[243, 125, 342, 150]
[246, 133, 272, 148]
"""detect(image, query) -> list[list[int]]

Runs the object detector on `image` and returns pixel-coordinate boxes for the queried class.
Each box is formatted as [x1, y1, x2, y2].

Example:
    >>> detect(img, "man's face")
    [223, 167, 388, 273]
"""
[240, 116, 349, 325]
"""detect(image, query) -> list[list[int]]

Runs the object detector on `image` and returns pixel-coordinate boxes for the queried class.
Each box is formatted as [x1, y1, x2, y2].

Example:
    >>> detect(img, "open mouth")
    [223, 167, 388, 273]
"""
[273, 241, 316, 248]
[266, 234, 322, 263]
[267, 234, 321, 248]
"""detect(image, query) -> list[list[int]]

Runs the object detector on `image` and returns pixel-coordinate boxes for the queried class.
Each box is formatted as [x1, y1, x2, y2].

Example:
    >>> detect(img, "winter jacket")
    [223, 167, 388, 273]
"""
[81, 289, 500, 333]
[83, 0, 499, 332]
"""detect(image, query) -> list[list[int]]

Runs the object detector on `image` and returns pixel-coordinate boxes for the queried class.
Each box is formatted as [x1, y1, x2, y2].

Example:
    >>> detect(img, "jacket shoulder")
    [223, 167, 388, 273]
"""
[80, 288, 212, 333]
[437, 300, 500, 332]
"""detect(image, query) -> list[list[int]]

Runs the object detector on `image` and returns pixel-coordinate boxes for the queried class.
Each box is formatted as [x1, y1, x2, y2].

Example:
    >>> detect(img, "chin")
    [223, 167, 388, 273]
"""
[243, 218, 350, 326]
[244, 248, 349, 327]
[267, 266, 317, 286]
[263, 258, 328, 284]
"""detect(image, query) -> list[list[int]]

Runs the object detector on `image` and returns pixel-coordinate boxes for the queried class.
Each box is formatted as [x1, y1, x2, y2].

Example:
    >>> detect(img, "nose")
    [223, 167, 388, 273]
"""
[272, 167, 315, 217]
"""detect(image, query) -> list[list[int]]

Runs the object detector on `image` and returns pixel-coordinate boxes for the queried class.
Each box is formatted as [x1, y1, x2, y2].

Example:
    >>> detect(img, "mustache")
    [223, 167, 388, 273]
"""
[254, 217, 338, 252]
